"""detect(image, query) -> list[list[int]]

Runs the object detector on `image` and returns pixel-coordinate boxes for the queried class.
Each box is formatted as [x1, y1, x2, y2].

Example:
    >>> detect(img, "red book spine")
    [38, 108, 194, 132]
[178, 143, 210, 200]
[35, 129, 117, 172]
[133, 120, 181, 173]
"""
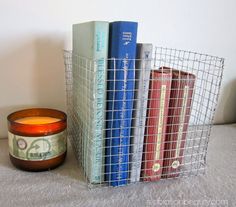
[141, 70, 172, 181]
[162, 68, 195, 178]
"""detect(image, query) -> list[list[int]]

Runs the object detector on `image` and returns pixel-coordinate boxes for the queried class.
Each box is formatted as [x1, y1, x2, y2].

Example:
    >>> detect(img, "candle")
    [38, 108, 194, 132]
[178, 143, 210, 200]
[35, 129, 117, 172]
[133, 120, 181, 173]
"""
[15, 116, 60, 125]
[7, 108, 67, 171]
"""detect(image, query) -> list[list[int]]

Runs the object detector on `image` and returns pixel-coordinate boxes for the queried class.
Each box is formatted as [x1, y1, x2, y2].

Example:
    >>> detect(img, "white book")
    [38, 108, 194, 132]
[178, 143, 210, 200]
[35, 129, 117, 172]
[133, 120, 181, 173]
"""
[72, 21, 109, 183]
[130, 43, 153, 182]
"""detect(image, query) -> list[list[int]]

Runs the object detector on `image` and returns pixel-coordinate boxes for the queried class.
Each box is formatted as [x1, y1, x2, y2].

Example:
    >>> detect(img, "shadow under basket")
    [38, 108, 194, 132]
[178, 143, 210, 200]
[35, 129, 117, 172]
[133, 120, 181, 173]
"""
[63, 47, 224, 188]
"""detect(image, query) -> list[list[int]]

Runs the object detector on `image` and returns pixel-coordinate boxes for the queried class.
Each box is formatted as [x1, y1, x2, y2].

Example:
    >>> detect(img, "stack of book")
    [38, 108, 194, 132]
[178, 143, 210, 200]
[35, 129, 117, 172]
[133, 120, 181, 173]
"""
[72, 21, 196, 186]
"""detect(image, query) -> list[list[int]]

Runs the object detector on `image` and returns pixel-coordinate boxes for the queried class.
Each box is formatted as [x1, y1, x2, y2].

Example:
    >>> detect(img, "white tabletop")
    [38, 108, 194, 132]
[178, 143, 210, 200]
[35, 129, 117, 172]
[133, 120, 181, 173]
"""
[0, 125, 235, 207]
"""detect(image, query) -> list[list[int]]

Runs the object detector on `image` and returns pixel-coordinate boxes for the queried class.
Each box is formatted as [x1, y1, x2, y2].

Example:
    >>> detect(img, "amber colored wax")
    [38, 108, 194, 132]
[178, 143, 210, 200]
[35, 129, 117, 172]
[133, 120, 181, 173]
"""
[15, 116, 60, 125]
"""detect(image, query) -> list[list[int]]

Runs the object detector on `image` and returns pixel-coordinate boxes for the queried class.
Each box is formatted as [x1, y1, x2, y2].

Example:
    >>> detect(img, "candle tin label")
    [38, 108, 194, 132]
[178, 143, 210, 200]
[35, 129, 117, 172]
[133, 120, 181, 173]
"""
[8, 131, 67, 161]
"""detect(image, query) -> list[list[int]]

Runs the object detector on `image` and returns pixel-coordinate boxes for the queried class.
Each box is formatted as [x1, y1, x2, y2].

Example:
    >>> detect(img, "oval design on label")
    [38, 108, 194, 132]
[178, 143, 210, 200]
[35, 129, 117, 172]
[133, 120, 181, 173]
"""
[17, 139, 27, 150]
[171, 160, 180, 169]
[152, 163, 161, 172]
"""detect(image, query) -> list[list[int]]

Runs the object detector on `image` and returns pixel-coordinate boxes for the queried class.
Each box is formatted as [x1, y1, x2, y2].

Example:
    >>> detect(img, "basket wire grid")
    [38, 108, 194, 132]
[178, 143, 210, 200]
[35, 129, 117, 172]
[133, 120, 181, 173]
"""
[64, 47, 224, 188]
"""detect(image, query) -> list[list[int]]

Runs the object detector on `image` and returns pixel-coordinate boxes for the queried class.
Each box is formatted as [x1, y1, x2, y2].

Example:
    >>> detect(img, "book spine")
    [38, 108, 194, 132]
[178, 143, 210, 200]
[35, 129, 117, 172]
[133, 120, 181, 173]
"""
[130, 43, 153, 183]
[106, 22, 138, 186]
[162, 69, 195, 178]
[90, 22, 109, 183]
[141, 71, 172, 181]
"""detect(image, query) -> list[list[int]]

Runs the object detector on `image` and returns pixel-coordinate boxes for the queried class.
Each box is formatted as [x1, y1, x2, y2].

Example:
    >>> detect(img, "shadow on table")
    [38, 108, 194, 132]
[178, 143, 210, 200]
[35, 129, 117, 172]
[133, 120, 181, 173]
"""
[52, 141, 87, 183]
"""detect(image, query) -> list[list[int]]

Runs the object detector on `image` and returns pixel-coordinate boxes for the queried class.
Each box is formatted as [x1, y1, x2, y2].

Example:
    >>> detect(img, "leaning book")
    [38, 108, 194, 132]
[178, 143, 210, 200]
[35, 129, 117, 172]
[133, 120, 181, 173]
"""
[162, 67, 196, 178]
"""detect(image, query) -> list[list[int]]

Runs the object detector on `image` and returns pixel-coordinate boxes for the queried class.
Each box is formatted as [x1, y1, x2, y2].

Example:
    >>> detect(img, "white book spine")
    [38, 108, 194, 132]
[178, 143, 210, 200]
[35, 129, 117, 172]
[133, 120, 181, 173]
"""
[72, 21, 109, 183]
[130, 43, 153, 182]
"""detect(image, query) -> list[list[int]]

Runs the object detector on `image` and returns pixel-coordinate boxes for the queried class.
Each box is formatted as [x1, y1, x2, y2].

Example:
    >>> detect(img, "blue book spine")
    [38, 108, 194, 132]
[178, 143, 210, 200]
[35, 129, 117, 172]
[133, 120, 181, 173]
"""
[106, 21, 138, 186]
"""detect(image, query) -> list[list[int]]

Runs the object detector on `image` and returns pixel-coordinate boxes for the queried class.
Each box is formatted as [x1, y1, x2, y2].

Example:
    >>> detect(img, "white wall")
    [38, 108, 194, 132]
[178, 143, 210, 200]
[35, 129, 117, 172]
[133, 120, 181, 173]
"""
[0, 0, 236, 138]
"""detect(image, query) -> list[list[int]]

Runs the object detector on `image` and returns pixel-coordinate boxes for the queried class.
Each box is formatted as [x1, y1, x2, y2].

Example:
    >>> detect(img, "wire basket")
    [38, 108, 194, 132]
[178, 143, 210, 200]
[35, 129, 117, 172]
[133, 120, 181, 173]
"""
[64, 47, 224, 188]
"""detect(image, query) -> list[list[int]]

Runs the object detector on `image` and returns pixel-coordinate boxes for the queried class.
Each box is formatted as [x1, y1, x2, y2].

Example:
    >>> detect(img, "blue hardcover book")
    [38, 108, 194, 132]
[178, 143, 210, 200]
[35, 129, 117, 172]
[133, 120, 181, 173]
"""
[105, 21, 138, 186]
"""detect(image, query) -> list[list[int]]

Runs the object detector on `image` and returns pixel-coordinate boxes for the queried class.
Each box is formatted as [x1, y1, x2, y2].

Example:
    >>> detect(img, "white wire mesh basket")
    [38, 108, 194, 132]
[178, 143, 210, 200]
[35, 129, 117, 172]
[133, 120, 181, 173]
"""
[64, 47, 224, 188]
